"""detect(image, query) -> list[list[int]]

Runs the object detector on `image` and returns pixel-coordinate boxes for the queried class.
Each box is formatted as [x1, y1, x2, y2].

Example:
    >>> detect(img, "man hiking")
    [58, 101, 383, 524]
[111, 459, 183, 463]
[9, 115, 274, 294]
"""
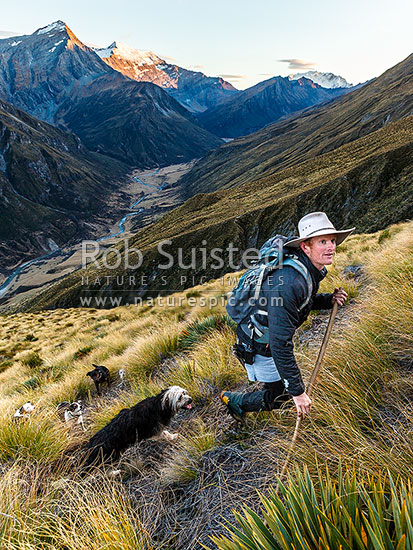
[221, 211, 354, 421]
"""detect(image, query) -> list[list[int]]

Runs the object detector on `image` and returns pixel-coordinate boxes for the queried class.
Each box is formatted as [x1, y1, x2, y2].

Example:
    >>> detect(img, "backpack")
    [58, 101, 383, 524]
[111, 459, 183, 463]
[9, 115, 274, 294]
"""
[226, 235, 313, 344]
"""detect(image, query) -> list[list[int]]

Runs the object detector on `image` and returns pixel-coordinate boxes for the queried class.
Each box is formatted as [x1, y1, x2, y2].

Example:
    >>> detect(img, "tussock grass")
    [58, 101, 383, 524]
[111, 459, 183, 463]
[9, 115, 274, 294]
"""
[161, 417, 218, 484]
[178, 313, 236, 350]
[0, 223, 410, 548]
[165, 328, 244, 402]
[0, 463, 152, 550]
[125, 324, 182, 378]
[0, 410, 68, 462]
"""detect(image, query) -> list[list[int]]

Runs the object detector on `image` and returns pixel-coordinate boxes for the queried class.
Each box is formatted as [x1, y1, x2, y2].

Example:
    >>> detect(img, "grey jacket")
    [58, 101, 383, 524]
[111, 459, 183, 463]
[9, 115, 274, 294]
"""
[237, 249, 333, 396]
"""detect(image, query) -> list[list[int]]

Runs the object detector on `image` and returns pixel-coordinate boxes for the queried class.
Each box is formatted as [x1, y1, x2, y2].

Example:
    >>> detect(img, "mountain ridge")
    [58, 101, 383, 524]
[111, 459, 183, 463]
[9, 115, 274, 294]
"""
[195, 75, 351, 138]
[94, 41, 239, 113]
[0, 21, 222, 167]
[179, 52, 413, 197]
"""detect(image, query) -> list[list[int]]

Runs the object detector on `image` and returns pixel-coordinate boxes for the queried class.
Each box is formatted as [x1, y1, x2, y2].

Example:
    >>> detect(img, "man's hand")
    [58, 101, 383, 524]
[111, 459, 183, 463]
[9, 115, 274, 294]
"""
[332, 287, 348, 306]
[292, 392, 312, 417]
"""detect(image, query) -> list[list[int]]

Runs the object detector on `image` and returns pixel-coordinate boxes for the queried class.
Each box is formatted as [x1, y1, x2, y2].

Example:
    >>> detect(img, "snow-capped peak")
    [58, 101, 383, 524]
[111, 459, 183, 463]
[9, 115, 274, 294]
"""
[94, 41, 163, 66]
[35, 21, 67, 35]
[289, 71, 353, 89]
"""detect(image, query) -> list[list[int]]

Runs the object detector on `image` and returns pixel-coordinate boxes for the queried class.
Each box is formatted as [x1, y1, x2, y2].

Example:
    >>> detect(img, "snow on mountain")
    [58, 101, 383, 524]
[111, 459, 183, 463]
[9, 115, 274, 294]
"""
[35, 21, 67, 35]
[95, 42, 163, 67]
[0, 21, 111, 122]
[94, 41, 238, 112]
[289, 71, 353, 89]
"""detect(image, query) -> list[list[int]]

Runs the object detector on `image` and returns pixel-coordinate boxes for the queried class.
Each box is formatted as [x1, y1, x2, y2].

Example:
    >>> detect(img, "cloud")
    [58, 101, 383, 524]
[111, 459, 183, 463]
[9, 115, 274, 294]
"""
[188, 65, 204, 70]
[257, 73, 273, 76]
[160, 54, 177, 64]
[85, 41, 102, 49]
[0, 30, 19, 38]
[218, 74, 246, 80]
[278, 58, 317, 70]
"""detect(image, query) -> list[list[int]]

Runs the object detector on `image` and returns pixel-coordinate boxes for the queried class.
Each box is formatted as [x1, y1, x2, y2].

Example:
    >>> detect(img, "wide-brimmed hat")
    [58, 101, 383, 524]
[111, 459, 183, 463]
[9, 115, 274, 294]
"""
[285, 212, 355, 248]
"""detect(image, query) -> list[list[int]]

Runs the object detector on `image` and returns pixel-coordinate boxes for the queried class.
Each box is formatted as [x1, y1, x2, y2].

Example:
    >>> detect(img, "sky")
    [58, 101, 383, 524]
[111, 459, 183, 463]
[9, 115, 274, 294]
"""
[1, 0, 412, 89]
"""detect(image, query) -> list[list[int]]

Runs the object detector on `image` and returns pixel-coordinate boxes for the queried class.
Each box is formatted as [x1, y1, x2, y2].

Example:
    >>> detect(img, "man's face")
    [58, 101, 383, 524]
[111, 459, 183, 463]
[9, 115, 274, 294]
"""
[300, 234, 337, 270]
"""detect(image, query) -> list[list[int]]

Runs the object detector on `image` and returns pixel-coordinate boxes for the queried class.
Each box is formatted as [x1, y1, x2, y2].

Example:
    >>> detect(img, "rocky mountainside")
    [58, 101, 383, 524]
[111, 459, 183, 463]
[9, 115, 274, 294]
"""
[0, 22, 221, 167]
[196, 76, 350, 138]
[94, 41, 239, 113]
[17, 115, 413, 310]
[0, 98, 128, 273]
[0, 21, 112, 123]
[289, 70, 354, 88]
[179, 53, 413, 197]
[54, 72, 223, 166]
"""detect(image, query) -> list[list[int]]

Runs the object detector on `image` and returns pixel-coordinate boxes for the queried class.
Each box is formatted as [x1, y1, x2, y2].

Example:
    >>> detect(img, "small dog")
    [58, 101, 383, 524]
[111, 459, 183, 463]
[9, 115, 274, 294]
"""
[13, 401, 34, 420]
[86, 364, 110, 395]
[118, 368, 126, 387]
[83, 386, 192, 467]
[57, 401, 86, 431]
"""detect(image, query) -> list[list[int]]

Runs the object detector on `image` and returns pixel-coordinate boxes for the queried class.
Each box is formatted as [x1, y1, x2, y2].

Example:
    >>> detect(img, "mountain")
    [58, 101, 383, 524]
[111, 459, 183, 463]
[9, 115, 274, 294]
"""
[0, 98, 128, 273]
[0, 21, 112, 123]
[179, 53, 413, 197]
[195, 76, 351, 138]
[16, 115, 413, 310]
[54, 72, 223, 165]
[289, 71, 354, 88]
[0, 22, 222, 166]
[94, 41, 239, 113]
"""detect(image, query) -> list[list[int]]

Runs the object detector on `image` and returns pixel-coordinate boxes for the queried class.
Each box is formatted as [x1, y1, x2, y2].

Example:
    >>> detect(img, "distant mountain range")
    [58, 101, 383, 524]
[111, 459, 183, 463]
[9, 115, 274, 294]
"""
[289, 71, 355, 88]
[0, 21, 221, 167]
[94, 41, 238, 113]
[0, 20, 361, 162]
[195, 76, 352, 138]
[94, 41, 358, 135]
[179, 53, 413, 197]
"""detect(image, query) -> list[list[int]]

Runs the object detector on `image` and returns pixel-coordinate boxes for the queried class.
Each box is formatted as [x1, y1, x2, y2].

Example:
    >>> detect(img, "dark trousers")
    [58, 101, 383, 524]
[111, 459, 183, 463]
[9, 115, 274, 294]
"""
[241, 380, 291, 412]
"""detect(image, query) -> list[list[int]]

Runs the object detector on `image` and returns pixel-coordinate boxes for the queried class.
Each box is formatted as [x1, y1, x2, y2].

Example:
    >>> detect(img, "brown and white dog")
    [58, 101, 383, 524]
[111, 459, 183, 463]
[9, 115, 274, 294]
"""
[57, 401, 86, 431]
[83, 386, 192, 467]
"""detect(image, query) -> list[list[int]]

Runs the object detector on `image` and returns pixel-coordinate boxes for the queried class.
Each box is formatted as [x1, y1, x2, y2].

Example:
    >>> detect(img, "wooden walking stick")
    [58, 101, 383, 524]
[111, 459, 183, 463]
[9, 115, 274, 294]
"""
[275, 300, 339, 494]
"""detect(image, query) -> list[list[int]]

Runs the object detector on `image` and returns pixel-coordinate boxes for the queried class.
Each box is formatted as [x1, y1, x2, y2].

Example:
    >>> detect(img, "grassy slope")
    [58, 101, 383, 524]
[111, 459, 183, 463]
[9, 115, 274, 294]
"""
[179, 53, 413, 197]
[21, 116, 413, 310]
[0, 222, 411, 548]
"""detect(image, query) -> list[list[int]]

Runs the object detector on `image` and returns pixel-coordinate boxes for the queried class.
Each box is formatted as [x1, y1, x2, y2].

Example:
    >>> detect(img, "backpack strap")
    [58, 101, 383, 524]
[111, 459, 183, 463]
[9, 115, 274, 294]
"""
[282, 257, 313, 311]
[253, 265, 268, 301]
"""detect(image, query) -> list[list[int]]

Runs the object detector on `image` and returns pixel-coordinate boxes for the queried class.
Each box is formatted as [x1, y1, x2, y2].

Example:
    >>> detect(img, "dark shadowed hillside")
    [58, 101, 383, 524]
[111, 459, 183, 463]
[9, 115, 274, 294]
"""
[17, 116, 412, 311]
[0, 99, 128, 272]
[55, 73, 223, 166]
[196, 76, 350, 138]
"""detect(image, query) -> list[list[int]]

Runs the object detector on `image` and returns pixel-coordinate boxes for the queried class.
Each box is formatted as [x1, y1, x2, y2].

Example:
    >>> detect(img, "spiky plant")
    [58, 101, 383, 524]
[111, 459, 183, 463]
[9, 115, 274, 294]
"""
[212, 465, 413, 550]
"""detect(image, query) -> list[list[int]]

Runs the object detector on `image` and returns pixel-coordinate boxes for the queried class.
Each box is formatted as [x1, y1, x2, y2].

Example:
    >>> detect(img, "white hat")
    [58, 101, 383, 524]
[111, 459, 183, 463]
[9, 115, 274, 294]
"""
[285, 212, 355, 248]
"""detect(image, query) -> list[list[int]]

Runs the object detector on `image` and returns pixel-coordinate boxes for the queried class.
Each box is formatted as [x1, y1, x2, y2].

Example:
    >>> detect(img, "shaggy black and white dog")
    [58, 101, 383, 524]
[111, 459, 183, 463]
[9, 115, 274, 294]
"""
[83, 386, 192, 467]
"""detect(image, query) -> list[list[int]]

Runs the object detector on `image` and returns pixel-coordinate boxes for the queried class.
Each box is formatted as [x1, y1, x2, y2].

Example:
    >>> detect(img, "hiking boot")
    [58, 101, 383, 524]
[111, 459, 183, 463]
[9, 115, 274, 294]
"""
[220, 391, 245, 423]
